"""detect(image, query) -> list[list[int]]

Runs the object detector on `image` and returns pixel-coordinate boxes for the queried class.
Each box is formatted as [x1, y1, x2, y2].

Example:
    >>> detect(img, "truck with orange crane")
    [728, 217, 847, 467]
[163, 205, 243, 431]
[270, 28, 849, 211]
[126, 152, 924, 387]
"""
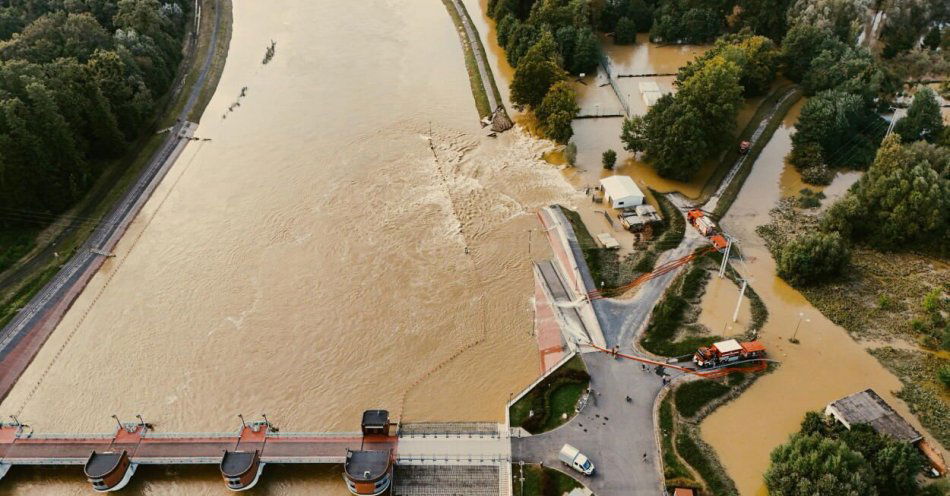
[693, 339, 766, 368]
[687, 209, 728, 251]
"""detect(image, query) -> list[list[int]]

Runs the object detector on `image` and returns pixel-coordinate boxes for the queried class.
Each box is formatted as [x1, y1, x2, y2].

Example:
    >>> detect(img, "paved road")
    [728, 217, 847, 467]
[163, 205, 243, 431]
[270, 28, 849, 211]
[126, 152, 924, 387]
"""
[0, 0, 224, 399]
[517, 85, 801, 493]
[512, 352, 665, 495]
[703, 86, 800, 213]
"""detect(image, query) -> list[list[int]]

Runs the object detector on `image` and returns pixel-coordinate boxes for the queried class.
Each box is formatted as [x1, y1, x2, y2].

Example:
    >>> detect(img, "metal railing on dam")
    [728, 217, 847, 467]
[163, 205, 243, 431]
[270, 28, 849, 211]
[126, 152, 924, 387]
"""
[0, 413, 515, 494]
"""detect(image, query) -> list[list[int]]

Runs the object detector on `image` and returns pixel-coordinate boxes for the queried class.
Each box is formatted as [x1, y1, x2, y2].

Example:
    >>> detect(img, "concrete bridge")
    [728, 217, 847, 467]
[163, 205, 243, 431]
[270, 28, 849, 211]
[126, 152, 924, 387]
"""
[0, 413, 513, 495]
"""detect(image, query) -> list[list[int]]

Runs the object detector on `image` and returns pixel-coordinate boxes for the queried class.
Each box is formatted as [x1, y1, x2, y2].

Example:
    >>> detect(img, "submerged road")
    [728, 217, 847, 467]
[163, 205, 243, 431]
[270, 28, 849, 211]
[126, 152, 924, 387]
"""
[514, 85, 800, 492]
[0, 0, 224, 400]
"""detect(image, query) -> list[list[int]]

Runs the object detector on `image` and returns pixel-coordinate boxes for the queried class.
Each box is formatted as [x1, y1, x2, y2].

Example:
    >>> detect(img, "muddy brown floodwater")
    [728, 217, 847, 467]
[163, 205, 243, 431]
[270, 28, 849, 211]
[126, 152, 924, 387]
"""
[700, 99, 937, 495]
[0, 1, 579, 494]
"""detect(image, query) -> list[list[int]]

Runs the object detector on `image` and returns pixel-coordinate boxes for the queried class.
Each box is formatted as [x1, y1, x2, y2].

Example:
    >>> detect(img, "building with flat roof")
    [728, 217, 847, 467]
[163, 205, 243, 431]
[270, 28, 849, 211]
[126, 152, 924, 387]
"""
[825, 389, 922, 444]
[599, 175, 644, 209]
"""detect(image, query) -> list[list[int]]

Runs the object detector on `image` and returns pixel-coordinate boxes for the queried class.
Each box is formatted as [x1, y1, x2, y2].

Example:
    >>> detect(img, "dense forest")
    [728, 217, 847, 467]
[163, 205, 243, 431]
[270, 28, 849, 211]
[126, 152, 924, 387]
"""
[0, 0, 189, 226]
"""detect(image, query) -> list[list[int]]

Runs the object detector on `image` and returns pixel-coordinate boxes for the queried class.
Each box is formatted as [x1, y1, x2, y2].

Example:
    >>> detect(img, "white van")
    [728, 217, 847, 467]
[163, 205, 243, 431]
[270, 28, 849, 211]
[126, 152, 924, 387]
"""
[558, 444, 594, 475]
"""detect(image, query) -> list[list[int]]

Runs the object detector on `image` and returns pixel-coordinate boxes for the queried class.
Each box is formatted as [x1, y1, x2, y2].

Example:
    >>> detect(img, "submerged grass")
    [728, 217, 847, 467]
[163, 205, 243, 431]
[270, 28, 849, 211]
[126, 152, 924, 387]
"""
[869, 347, 950, 449]
[758, 201, 949, 450]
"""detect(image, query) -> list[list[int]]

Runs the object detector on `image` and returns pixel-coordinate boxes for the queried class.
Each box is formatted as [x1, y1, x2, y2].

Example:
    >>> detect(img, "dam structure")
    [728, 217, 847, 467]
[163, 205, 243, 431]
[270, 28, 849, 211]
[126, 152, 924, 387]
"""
[0, 411, 512, 495]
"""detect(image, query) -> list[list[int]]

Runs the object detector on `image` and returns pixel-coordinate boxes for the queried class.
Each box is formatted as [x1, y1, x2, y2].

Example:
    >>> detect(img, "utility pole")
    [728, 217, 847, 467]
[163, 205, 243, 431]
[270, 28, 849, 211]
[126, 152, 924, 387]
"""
[732, 279, 747, 323]
[718, 235, 732, 278]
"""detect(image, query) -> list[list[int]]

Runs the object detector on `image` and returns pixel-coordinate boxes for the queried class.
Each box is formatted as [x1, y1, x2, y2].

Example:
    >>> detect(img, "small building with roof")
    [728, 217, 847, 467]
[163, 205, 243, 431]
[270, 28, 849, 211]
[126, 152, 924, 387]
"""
[361, 410, 392, 437]
[599, 175, 644, 210]
[824, 389, 922, 444]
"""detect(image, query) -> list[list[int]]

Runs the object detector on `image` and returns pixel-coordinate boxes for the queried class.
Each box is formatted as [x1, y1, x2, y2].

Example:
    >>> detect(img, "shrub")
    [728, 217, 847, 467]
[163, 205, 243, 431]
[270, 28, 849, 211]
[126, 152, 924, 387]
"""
[615, 16, 638, 44]
[602, 149, 617, 169]
[939, 364, 950, 389]
[564, 142, 577, 165]
[796, 188, 824, 208]
[674, 379, 731, 418]
[777, 232, 850, 286]
[800, 165, 833, 185]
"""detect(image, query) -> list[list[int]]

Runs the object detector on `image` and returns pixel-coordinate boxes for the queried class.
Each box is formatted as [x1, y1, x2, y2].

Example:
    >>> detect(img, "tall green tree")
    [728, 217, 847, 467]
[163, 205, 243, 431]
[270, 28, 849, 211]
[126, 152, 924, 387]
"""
[777, 231, 851, 286]
[510, 33, 565, 109]
[621, 54, 742, 181]
[765, 433, 874, 495]
[614, 16, 637, 44]
[570, 27, 599, 75]
[790, 89, 884, 172]
[840, 425, 923, 495]
[678, 34, 779, 97]
[677, 55, 743, 152]
[821, 136, 949, 251]
[894, 88, 944, 143]
[535, 80, 578, 144]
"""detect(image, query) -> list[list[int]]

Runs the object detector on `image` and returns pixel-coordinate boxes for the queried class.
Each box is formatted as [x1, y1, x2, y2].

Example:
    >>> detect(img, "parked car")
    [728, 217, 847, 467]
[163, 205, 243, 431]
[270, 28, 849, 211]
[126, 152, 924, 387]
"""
[558, 444, 594, 475]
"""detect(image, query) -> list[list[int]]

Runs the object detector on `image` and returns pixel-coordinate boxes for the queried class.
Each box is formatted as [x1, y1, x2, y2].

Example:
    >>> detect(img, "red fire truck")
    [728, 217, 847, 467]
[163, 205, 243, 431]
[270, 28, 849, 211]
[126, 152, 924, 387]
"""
[693, 339, 766, 368]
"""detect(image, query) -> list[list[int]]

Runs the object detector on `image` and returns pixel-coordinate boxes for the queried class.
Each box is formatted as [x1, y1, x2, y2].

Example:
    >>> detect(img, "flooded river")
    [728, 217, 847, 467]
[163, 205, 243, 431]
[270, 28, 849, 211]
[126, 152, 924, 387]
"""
[700, 100, 932, 495]
[0, 0, 577, 493]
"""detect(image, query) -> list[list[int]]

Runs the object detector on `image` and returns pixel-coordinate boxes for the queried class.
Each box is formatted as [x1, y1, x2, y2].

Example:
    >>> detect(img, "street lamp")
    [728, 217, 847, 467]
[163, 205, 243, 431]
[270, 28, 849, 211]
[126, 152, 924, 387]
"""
[790, 312, 810, 344]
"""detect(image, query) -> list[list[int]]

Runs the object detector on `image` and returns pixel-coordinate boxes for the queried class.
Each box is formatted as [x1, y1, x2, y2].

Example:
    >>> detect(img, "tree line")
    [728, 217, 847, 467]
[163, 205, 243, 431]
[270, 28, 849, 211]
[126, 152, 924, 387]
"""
[616, 0, 947, 184]
[766, 411, 943, 496]
[620, 33, 778, 180]
[0, 0, 189, 225]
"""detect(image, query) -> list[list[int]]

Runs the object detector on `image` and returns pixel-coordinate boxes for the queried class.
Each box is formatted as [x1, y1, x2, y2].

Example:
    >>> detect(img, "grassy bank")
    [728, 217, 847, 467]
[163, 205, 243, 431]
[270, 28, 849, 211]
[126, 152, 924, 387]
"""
[509, 355, 590, 434]
[512, 463, 584, 496]
[659, 383, 746, 496]
[675, 425, 738, 496]
[557, 194, 685, 295]
[869, 348, 949, 449]
[638, 252, 767, 358]
[0, 231, 35, 275]
[659, 395, 700, 488]
[440, 0, 497, 118]
[186, 0, 233, 122]
[0, 0, 232, 329]
[711, 85, 802, 218]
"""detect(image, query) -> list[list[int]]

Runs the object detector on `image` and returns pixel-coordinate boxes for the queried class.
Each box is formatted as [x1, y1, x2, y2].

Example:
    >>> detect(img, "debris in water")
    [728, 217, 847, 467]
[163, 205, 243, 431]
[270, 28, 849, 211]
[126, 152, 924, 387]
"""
[262, 40, 277, 65]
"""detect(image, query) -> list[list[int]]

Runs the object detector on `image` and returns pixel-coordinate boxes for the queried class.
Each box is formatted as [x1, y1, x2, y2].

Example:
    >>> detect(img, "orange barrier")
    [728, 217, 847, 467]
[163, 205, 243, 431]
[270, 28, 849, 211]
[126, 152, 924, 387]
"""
[588, 344, 768, 378]
[595, 246, 717, 299]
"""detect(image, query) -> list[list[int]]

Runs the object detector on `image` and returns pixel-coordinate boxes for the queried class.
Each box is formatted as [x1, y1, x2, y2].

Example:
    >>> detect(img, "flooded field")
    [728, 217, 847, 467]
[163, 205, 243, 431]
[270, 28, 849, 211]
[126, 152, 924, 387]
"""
[700, 99, 931, 495]
[0, 0, 577, 493]
[696, 276, 752, 335]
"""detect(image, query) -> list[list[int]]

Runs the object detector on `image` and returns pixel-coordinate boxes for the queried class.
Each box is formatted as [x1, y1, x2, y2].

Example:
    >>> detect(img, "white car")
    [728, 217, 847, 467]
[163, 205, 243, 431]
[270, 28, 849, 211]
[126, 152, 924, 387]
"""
[558, 444, 595, 475]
